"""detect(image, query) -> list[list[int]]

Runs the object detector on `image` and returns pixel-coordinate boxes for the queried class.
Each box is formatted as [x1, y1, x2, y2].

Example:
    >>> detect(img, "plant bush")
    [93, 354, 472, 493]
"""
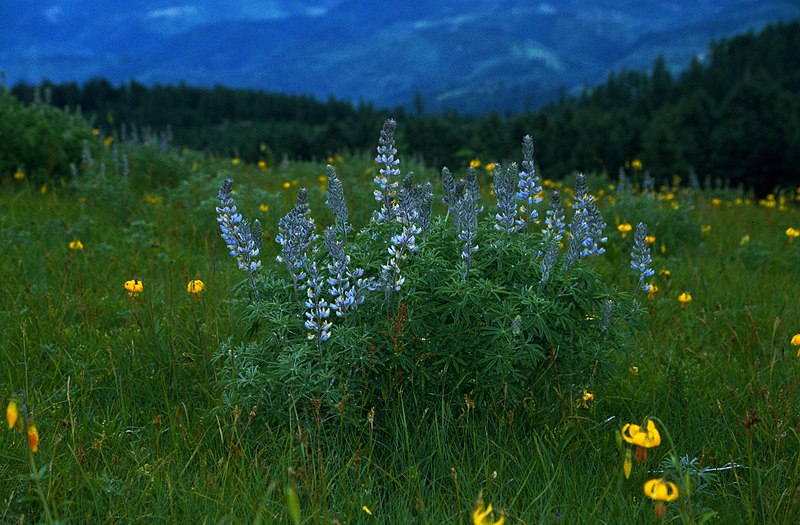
[214, 120, 646, 429]
[0, 89, 92, 181]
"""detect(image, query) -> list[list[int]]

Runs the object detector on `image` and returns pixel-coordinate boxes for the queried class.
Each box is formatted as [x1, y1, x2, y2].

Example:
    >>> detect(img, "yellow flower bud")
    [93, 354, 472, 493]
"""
[6, 400, 18, 430]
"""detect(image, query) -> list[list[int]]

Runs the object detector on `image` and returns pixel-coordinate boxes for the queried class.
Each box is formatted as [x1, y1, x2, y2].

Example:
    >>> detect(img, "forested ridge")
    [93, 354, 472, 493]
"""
[10, 21, 800, 193]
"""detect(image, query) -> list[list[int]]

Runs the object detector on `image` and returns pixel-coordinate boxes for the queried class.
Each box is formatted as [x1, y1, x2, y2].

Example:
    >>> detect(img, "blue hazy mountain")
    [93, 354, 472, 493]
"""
[3, 0, 799, 112]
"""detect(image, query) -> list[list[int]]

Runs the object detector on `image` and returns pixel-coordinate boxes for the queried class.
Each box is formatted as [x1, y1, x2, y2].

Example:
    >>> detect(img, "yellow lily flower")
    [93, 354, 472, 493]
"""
[473, 502, 504, 525]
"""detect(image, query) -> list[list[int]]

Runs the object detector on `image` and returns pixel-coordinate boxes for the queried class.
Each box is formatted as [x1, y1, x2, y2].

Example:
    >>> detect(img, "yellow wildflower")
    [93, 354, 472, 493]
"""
[282, 181, 291, 189]
[645, 235, 656, 246]
[617, 223, 632, 238]
[786, 227, 800, 242]
[644, 478, 679, 501]
[69, 240, 84, 251]
[792, 334, 800, 356]
[631, 159, 642, 170]
[318, 174, 328, 184]
[577, 390, 594, 408]
[14, 169, 25, 180]
[259, 203, 270, 212]
[739, 234, 750, 245]
[701, 224, 711, 234]
[469, 159, 481, 168]
[6, 399, 18, 430]
[144, 194, 163, 205]
[622, 419, 661, 462]
[622, 419, 661, 449]
[646, 284, 659, 300]
[124, 279, 144, 297]
[231, 157, 241, 166]
[485, 162, 496, 172]
[258, 160, 267, 171]
[92, 128, 100, 137]
[678, 292, 692, 307]
[473, 502, 504, 525]
[104, 136, 114, 147]
[26, 422, 39, 452]
[362, 506, 372, 516]
[644, 478, 679, 520]
[710, 198, 722, 207]
[187, 279, 205, 297]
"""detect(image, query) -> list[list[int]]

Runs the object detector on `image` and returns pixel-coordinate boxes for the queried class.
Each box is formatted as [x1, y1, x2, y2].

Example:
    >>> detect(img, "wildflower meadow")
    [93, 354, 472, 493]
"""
[2, 89, 800, 524]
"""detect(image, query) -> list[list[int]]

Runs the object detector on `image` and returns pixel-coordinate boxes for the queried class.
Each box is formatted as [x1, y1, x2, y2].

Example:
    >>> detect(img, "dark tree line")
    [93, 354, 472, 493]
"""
[11, 21, 800, 193]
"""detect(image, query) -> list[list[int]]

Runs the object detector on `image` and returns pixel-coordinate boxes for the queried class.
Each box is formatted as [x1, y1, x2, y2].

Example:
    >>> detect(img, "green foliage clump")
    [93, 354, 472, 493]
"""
[215, 134, 643, 430]
[0, 88, 92, 181]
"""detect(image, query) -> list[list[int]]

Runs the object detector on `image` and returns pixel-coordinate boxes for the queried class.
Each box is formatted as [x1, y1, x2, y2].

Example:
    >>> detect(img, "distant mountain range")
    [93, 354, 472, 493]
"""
[3, 0, 799, 113]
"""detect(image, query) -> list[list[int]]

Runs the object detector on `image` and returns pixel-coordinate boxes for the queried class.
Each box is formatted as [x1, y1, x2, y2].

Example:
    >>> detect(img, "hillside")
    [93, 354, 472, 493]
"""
[3, 0, 799, 112]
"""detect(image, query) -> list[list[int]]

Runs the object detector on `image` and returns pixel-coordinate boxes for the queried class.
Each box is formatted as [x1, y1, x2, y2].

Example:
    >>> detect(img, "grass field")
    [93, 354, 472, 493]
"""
[2, 131, 800, 524]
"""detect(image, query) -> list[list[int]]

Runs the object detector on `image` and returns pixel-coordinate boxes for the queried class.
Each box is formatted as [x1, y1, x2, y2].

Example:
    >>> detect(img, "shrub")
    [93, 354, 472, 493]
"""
[0, 89, 92, 181]
[213, 121, 646, 429]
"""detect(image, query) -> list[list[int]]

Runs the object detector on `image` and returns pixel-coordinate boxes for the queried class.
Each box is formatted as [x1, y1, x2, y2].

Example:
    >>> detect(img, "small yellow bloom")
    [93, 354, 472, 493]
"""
[473, 502, 504, 525]
[577, 390, 594, 408]
[6, 399, 18, 430]
[187, 279, 205, 297]
[231, 157, 241, 166]
[623, 448, 632, 479]
[617, 223, 632, 238]
[710, 198, 722, 207]
[258, 160, 267, 171]
[144, 194, 163, 205]
[631, 159, 642, 170]
[469, 159, 481, 168]
[282, 181, 291, 189]
[621, 419, 661, 449]
[785, 227, 800, 242]
[259, 203, 270, 212]
[659, 269, 671, 279]
[14, 169, 25, 180]
[485, 162, 496, 172]
[92, 128, 100, 137]
[678, 292, 692, 307]
[701, 224, 712, 234]
[318, 174, 328, 184]
[739, 234, 750, 245]
[40, 184, 48, 194]
[69, 240, 84, 251]
[792, 334, 800, 356]
[362, 506, 372, 515]
[646, 284, 659, 300]
[645, 235, 656, 246]
[644, 478, 679, 502]
[27, 422, 39, 452]
[104, 136, 114, 147]
[629, 366, 639, 375]
[124, 279, 144, 297]
[326, 156, 335, 164]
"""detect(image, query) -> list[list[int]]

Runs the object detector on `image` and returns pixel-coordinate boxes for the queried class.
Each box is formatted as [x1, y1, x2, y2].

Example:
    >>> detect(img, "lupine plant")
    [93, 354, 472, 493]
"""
[214, 119, 646, 429]
[216, 178, 261, 295]
[516, 135, 543, 230]
[630, 222, 655, 296]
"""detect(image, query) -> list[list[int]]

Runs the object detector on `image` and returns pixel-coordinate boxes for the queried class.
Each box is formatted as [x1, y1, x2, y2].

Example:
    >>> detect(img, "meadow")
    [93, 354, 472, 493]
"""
[2, 113, 800, 524]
